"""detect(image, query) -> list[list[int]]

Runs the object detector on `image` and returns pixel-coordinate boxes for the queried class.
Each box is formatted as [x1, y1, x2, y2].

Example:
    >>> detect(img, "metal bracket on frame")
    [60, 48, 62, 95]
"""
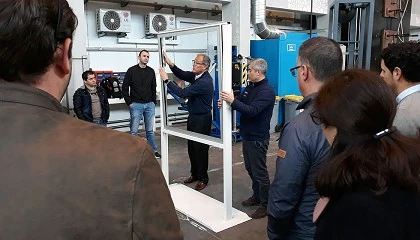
[381, 29, 398, 49]
[383, 0, 400, 18]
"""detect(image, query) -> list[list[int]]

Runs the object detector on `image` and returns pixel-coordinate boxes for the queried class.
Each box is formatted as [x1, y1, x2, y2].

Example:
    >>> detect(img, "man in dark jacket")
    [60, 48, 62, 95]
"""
[73, 70, 110, 126]
[267, 37, 343, 240]
[123, 50, 161, 158]
[159, 53, 214, 191]
[0, 1, 183, 239]
[220, 58, 275, 219]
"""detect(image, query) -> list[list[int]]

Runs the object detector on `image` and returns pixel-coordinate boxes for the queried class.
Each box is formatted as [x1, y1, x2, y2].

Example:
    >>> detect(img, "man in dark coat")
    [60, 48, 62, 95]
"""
[159, 53, 214, 191]
[73, 70, 110, 126]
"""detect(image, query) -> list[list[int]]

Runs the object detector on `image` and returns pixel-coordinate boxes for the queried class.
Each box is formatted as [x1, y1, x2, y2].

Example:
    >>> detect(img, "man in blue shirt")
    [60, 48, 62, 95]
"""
[159, 53, 214, 191]
[267, 37, 343, 239]
[220, 58, 275, 219]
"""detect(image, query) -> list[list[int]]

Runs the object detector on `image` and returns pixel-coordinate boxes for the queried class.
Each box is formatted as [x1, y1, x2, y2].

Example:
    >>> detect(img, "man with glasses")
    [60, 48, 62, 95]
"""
[159, 53, 214, 191]
[267, 37, 343, 240]
[219, 58, 275, 219]
[289, 65, 302, 77]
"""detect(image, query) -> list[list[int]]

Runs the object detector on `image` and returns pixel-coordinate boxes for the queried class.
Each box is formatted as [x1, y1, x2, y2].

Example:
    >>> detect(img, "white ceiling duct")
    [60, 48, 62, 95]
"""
[251, 0, 284, 39]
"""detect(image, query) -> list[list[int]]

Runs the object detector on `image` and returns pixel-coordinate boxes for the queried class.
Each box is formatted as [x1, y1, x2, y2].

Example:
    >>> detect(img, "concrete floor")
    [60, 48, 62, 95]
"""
[148, 124, 279, 240]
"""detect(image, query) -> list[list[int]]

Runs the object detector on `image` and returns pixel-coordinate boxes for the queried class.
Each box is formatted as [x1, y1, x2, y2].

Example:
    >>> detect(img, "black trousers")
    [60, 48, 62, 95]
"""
[186, 113, 212, 184]
[243, 140, 270, 208]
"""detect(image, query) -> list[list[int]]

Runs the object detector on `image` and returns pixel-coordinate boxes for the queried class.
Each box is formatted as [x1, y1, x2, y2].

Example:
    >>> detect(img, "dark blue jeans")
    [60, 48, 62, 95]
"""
[243, 139, 270, 208]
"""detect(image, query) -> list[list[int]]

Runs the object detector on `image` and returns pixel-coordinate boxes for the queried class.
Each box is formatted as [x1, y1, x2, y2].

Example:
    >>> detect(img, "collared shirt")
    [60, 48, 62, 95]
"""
[195, 72, 204, 80]
[396, 84, 420, 104]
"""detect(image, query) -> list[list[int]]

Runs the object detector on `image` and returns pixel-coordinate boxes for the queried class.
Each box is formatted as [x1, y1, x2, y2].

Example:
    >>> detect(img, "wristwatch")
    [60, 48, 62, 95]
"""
[164, 79, 169, 84]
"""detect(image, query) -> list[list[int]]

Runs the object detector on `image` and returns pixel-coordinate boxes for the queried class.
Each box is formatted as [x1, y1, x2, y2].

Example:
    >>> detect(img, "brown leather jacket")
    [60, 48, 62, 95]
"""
[0, 81, 183, 240]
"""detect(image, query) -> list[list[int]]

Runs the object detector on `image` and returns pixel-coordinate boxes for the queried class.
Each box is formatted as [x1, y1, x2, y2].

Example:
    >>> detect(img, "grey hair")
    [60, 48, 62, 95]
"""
[298, 37, 343, 82]
[249, 58, 268, 74]
[197, 54, 211, 68]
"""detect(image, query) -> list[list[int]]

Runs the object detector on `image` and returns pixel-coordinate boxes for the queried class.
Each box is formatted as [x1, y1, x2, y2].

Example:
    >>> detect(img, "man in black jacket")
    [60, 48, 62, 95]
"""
[122, 50, 161, 158]
[159, 53, 214, 191]
[73, 70, 109, 126]
[220, 58, 275, 219]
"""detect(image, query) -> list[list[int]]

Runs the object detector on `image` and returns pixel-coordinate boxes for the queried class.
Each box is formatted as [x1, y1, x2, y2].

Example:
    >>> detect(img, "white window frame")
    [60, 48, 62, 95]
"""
[157, 22, 234, 220]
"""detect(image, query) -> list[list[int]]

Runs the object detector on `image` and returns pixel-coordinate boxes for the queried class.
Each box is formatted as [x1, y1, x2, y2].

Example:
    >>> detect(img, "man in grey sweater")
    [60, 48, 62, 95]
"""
[380, 43, 420, 137]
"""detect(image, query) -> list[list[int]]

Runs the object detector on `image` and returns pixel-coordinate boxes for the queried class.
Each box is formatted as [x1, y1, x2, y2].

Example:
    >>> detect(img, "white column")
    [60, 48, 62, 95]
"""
[222, 0, 251, 57]
[66, 0, 89, 110]
[220, 23, 233, 220]
[316, 0, 334, 37]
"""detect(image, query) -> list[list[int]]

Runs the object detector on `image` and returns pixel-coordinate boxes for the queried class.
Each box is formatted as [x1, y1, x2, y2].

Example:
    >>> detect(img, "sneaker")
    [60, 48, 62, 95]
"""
[154, 152, 161, 159]
[249, 207, 267, 219]
[242, 197, 260, 207]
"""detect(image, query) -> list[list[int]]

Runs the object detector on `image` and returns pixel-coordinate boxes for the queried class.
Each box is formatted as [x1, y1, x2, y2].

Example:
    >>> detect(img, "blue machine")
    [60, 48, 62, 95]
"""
[250, 32, 315, 128]
[167, 88, 188, 111]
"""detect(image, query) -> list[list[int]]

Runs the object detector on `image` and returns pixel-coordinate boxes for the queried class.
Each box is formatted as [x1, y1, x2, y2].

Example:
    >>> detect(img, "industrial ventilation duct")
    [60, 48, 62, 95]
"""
[251, 0, 282, 39]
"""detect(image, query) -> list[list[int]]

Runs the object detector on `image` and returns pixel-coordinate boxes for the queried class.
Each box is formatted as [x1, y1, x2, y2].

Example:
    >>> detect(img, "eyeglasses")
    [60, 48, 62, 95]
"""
[290, 65, 302, 77]
[310, 111, 323, 125]
[192, 60, 206, 66]
[246, 67, 259, 73]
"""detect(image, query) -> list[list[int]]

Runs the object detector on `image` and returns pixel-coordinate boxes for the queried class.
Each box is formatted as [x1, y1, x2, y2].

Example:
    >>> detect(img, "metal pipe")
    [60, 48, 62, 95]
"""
[309, 0, 313, 38]
[86, 47, 207, 53]
[158, 21, 227, 36]
[251, 0, 284, 39]
[90, 0, 222, 15]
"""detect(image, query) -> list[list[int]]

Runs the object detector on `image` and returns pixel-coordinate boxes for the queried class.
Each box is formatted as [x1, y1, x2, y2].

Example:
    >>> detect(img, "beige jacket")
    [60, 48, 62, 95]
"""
[394, 91, 420, 137]
[0, 81, 183, 240]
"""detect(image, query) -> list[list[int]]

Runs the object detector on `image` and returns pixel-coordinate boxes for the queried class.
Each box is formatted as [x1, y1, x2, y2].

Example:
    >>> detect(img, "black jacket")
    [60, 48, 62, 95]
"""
[315, 187, 420, 240]
[167, 65, 213, 115]
[230, 78, 275, 141]
[73, 85, 110, 122]
[122, 65, 157, 106]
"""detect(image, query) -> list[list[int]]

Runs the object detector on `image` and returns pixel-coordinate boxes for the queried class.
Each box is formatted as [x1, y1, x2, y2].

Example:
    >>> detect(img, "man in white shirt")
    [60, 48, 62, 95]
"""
[380, 43, 420, 137]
